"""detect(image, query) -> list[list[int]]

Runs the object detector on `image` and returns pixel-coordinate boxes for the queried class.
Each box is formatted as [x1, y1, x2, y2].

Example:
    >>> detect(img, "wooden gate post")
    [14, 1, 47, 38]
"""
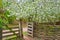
[19, 19, 23, 39]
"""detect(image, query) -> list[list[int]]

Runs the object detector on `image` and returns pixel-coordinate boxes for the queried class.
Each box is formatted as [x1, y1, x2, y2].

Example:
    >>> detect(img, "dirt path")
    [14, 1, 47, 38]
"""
[24, 36, 33, 40]
[23, 27, 27, 32]
[23, 27, 33, 40]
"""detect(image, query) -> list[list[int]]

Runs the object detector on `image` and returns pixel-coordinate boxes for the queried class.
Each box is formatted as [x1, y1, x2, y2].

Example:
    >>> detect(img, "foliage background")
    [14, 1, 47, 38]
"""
[2, 0, 60, 23]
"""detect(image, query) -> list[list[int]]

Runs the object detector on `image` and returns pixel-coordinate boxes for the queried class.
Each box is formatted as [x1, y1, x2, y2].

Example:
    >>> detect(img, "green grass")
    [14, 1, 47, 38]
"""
[23, 32, 27, 36]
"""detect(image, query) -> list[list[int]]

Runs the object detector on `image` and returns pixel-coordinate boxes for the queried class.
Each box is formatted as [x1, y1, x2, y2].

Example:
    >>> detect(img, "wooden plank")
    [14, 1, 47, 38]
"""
[28, 33, 33, 37]
[3, 35, 17, 40]
[28, 28, 33, 31]
[28, 31, 33, 34]
[28, 25, 33, 28]
[2, 31, 19, 36]
[2, 26, 20, 40]
[2, 30, 19, 34]
[28, 22, 33, 37]
[28, 29, 32, 31]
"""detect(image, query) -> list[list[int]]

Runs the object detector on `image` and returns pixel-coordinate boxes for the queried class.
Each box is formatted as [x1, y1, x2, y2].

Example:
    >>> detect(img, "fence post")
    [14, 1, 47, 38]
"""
[0, 28, 2, 40]
[19, 19, 23, 39]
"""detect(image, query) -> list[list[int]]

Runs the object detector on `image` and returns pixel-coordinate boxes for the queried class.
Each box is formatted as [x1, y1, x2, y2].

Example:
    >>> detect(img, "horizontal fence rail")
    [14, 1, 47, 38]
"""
[2, 26, 20, 40]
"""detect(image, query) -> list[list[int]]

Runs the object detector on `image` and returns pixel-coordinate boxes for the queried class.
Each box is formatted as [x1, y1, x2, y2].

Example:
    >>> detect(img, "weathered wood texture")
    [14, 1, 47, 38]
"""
[28, 22, 34, 37]
[19, 20, 23, 39]
[2, 26, 20, 40]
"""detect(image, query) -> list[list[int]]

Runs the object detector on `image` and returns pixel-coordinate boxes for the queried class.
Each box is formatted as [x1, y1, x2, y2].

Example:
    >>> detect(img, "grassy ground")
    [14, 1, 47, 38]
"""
[23, 32, 27, 36]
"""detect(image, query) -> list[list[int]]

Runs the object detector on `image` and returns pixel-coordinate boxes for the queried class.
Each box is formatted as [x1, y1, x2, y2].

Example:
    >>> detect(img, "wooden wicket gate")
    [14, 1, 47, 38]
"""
[2, 26, 20, 40]
[28, 22, 34, 37]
